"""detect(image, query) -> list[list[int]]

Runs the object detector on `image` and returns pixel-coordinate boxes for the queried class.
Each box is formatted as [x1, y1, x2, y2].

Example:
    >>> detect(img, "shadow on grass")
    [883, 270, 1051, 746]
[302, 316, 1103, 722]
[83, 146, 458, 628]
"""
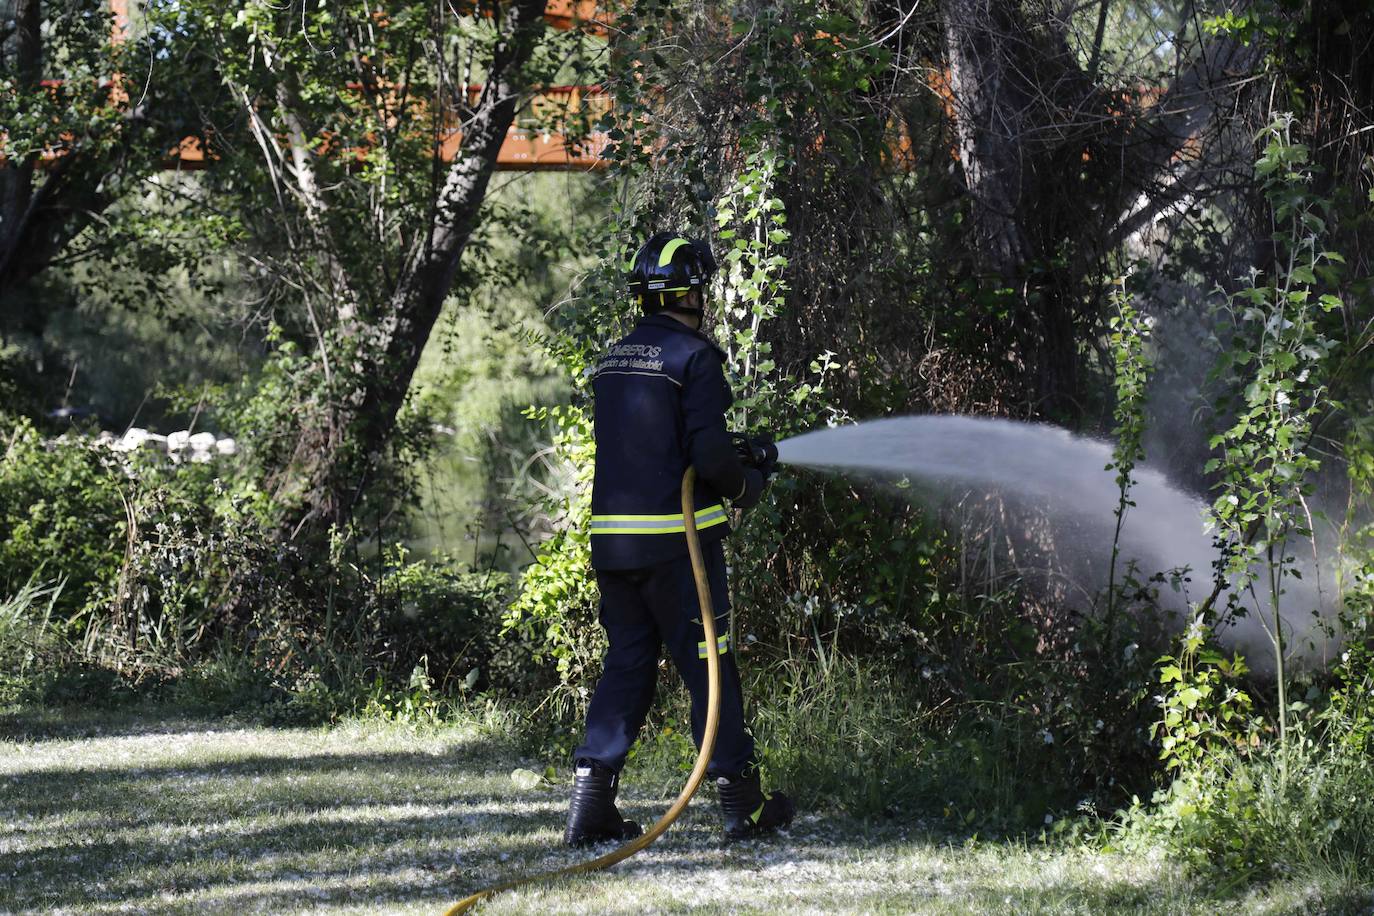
[2, 741, 577, 912]
[0, 701, 210, 743]
[1, 740, 541, 833]
[3, 733, 858, 914]
[0, 700, 346, 744]
[7, 716, 1368, 915]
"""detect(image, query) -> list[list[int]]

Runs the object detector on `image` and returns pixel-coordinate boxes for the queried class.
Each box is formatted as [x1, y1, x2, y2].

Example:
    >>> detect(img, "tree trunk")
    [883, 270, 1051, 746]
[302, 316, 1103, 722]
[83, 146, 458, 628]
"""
[0, 0, 47, 301]
[938, 0, 1258, 419]
[270, 0, 550, 542]
[939, 0, 1034, 279]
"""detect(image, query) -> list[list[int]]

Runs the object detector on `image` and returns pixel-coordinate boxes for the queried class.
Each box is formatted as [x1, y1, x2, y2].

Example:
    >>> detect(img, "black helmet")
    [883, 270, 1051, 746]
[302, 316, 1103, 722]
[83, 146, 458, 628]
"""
[626, 232, 717, 315]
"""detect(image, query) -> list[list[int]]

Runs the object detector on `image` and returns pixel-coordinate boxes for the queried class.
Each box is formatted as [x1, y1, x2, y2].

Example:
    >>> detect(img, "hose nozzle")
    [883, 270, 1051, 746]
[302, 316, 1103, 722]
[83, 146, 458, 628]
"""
[730, 433, 779, 473]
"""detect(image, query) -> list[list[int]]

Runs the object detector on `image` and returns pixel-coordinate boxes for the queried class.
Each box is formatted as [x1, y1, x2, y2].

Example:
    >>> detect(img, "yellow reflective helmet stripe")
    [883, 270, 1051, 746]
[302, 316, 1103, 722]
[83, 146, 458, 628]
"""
[657, 237, 689, 266]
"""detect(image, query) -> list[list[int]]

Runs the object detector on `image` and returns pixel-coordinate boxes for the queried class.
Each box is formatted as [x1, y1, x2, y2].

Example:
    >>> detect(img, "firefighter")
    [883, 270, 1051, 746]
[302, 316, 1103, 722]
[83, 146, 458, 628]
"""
[564, 231, 794, 846]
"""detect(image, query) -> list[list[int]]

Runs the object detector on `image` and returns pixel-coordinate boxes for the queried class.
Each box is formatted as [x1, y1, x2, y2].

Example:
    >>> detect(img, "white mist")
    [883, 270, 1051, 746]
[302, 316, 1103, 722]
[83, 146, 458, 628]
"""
[777, 415, 1338, 666]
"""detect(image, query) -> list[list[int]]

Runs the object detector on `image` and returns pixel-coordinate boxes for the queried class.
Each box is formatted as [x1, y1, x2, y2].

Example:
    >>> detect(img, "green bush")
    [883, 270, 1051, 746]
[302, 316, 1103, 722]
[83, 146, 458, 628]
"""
[376, 548, 526, 694]
[0, 408, 529, 713]
[29, 661, 139, 708]
[0, 416, 127, 624]
[0, 413, 261, 670]
[1116, 721, 1374, 883]
[164, 644, 284, 715]
[1114, 640, 1374, 881]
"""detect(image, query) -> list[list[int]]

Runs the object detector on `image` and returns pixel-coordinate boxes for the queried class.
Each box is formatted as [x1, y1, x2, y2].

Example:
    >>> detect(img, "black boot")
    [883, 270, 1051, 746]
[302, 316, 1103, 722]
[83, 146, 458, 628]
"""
[714, 768, 794, 840]
[564, 760, 642, 847]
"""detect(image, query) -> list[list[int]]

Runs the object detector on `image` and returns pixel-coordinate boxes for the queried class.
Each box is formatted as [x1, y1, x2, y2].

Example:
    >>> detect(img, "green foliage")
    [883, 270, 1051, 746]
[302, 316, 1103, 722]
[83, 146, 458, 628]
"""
[713, 148, 791, 426]
[0, 0, 229, 302]
[162, 644, 282, 714]
[361, 658, 445, 728]
[0, 410, 274, 679]
[1204, 116, 1346, 741]
[711, 147, 848, 435]
[503, 405, 601, 697]
[1118, 714, 1374, 883]
[0, 396, 519, 716]
[1207, 119, 1343, 562]
[0, 415, 128, 622]
[1120, 115, 1374, 880]
[0, 577, 66, 702]
[2, 177, 254, 429]
[375, 547, 520, 693]
[1105, 283, 1154, 615]
[0, 2, 123, 146]
[1153, 624, 1258, 772]
[1323, 643, 1374, 759]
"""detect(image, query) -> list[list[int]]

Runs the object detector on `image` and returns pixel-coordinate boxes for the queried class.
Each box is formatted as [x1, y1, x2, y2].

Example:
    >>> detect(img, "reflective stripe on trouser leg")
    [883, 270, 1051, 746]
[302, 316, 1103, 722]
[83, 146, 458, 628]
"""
[697, 632, 731, 658]
[575, 542, 755, 777]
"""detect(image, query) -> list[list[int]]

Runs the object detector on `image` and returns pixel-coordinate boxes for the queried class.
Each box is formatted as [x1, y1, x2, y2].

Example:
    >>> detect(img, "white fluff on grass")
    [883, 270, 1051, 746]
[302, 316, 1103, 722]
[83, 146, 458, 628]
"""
[0, 710, 1358, 915]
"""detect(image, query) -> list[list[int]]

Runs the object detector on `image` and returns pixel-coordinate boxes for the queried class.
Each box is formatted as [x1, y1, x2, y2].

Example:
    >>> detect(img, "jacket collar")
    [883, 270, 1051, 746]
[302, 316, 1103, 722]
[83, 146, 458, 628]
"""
[637, 313, 727, 359]
[638, 313, 700, 336]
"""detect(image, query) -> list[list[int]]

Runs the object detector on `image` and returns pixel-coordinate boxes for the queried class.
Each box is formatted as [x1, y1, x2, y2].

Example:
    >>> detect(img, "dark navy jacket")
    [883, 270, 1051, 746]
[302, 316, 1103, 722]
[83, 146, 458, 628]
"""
[589, 314, 754, 570]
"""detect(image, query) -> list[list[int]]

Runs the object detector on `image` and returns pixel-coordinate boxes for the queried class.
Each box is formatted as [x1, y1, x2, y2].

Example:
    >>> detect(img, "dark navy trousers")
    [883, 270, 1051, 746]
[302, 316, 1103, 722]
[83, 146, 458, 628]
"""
[575, 540, 756, 777]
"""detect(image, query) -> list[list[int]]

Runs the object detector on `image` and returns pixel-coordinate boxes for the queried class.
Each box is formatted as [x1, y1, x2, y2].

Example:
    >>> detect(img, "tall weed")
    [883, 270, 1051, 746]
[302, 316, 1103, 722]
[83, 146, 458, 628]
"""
[0, 577, 65, 701]
[1117, 715, 1374, 884]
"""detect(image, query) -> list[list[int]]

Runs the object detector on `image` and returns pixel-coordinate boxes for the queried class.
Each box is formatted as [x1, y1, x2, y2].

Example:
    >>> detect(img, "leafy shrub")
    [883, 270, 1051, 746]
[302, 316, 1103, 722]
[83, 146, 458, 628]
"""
[29, 661, 139, 708]
[0, 416, 127, 623]
[1117, 640, 1374, 882]
[0, 413, 262, 667]
[361, 659, 446, 728]
[1324, 642, 1374, 758]
[502, 405, 604, 720]
[1, 404, 526, 715]
[1152, 621, 1259, 773]
[376, 547, 523, 694]
[164, 644, 283, 715]
[1117, 719, 1374, 883]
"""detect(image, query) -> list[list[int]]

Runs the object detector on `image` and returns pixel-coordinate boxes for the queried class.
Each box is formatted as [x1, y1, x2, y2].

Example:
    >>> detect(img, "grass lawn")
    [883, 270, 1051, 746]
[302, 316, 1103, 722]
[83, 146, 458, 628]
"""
[1, 705, 1369, 915]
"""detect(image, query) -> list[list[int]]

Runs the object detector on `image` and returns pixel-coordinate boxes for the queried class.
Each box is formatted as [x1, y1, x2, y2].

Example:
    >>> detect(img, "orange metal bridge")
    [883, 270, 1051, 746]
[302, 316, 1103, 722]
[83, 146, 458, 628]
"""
[115, 0, 615, 172]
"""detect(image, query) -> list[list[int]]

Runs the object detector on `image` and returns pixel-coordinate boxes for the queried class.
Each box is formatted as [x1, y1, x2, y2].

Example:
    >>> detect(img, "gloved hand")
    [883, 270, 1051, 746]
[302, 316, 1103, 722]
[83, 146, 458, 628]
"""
[732, 467, 766, 510]
[730, 433, 780, 478]
[748, 435, 779, 479]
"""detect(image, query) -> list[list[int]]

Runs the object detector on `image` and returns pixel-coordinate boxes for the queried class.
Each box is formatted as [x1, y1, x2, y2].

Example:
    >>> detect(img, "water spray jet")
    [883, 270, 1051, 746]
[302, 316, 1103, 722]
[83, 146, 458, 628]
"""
[776, 415, 1341, 668]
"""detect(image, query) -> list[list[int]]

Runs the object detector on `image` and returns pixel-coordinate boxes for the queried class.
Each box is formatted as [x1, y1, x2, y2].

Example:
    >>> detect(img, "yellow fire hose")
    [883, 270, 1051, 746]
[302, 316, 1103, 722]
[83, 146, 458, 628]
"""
[442, 466, 722, 914]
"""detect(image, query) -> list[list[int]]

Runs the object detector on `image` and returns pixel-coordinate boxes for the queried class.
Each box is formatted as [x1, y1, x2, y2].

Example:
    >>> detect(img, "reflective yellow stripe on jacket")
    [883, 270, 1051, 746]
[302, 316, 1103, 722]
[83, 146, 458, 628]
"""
[589, 504, 727, 536]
